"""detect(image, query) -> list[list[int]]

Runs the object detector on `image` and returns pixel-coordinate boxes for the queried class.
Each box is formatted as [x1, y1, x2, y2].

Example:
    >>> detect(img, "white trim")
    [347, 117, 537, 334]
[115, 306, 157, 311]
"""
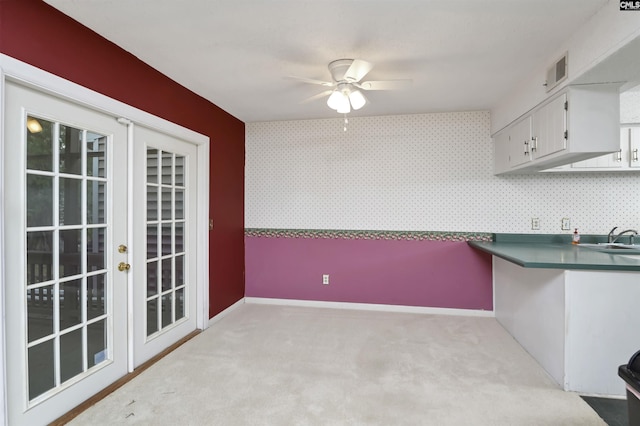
[124, 120, 135, 373]
[0, 54, 211, 418]
[197, 142, 210, 331]
[0, 64, 8, 426]
[207, 298, 245, 327]
[244, 297, 495, 317]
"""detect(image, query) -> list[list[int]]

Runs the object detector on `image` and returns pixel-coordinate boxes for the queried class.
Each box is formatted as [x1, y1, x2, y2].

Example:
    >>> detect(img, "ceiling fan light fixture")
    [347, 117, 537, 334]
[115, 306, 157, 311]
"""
[349, 90, 367, 110]
[327, 90, 344, 110]
[336, 97, 351, 114]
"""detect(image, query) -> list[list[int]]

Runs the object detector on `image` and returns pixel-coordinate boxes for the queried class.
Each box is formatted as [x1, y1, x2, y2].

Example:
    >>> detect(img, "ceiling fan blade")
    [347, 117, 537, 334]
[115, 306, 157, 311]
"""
[357, 79, 412, 90]
[286, 76, 335, 87]
[301, 90, 334, 103]
[344, 59, 373, 82]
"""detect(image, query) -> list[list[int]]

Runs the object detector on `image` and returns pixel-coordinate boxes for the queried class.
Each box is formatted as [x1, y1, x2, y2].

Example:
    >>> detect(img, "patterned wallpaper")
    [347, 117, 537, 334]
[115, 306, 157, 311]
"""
[245, 111, 640, 234]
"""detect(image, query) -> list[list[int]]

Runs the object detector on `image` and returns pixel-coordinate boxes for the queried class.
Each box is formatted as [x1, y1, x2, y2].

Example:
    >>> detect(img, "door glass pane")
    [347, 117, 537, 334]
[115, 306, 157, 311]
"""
[27, 285, 54, 342]
[161, 188, 172, 220]
[60, 329, 84, 383]
[175, 288, 185, 321]
[28, 340, 55, 400]
[86, 133, 106, 178]
[161, 224, 172, 256]
[161, 258, 172, 292]
[161, 152, 172, 185]
[147, 261, 158, 297]
[147, 299, 158, 335]
[147, 225, 158, 259]
[59, 124, 82, 175]
[87, 180, 106, 224]
[147, 185, 158, 221]
[27, 116, 54, 171]
[87, 274, 106, 320]
[59, 177, 82, 226]
[60, 229, 82, 278]
[161, 293, 172, 328]
[59, 279, 82, 330]
[147, 149, 158, 184]
[27, 175, 53, 227]
[87, 227, 105, 272]
[27, 231, 53, 284]
[175, 222, 184, 253]
[87, 320, 107, 369]
[175, 156, 184, 186]
[175, 255, 184, 287]
[175, 189, 184, 220]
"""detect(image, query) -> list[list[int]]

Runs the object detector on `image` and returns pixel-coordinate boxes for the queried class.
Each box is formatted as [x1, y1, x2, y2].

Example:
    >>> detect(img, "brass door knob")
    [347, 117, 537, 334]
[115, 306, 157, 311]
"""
[118, 244, 128, 253]
[118, 262, 131, 272]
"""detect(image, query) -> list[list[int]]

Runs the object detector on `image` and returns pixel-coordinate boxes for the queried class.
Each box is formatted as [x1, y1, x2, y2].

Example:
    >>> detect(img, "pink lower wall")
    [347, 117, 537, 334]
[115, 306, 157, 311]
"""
[245, 236, 493, 311]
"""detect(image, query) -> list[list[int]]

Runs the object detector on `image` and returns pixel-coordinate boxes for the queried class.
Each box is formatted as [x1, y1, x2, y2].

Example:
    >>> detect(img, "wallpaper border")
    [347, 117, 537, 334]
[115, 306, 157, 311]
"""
[245, 228, 494, 242]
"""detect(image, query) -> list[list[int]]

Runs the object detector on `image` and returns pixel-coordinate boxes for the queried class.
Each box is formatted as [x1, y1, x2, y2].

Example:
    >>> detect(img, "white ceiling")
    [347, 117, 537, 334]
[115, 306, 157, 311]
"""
[44, 0, 609, 123]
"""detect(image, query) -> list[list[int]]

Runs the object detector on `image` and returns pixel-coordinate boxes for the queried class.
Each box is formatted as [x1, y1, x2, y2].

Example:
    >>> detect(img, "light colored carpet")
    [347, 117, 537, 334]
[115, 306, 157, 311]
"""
[69, 303, 605, 425]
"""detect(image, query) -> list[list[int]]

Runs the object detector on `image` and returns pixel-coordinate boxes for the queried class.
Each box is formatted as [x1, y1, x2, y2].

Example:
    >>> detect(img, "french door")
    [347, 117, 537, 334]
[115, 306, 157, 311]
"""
[131, 125, 197, 367]
[3, 80, 199, 424]
[4, 81, 129, 425]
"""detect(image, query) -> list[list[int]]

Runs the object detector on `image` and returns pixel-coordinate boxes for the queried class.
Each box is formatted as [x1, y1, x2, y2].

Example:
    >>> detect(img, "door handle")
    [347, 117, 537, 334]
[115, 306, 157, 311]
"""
[118, 262, 131, 272]
[118, 244, 128, 253]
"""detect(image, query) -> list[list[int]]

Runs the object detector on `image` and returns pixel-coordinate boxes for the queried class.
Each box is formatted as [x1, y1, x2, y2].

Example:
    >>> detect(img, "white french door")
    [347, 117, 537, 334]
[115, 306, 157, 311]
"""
[2, 78, 201, 424]
[3, 81, 129, 425]
[131, 125, 197, 367]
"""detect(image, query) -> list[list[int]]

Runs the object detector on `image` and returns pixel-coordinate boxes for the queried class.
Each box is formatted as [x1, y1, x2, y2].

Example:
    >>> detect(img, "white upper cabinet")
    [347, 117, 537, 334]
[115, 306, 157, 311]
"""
[494, 84, 620, 175]
[631, 127, 640, 169]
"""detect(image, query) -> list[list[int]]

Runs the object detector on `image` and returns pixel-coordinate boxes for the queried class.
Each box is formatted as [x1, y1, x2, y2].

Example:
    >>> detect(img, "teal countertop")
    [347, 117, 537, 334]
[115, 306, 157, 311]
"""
[468, 234, 640, 271]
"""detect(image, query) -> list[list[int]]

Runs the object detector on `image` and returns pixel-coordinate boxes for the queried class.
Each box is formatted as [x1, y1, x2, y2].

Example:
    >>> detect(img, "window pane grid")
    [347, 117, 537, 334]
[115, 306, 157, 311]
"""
[145, 148, 187, 337]
[24, 115, 110, 402]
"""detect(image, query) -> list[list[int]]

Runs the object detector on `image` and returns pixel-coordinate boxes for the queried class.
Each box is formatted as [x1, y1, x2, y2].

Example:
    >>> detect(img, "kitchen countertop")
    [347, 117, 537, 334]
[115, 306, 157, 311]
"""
[468, 233, 640, 271]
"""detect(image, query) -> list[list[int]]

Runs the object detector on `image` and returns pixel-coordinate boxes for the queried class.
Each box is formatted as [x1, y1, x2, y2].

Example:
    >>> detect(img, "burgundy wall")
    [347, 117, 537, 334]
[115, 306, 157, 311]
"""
[245, 237, 493, 311]
[0, 0, 245, 317]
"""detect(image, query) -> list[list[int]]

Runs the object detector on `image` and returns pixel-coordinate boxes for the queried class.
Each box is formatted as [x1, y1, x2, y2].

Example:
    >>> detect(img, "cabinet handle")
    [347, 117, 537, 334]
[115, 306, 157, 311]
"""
[633, 149, 639, 162]
[524, 140, 529, 155]
[616, 149, 622, 162]
[531, 137, 537, 152]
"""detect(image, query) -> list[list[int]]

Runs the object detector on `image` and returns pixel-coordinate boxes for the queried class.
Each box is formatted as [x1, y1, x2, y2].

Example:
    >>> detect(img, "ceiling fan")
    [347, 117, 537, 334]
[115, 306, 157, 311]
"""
[290, 59, 412, 114]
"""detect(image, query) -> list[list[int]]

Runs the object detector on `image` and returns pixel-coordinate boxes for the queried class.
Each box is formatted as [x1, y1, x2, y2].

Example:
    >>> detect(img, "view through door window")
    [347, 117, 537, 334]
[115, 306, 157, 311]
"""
[145, 148, 186, 337]
[25, 115, 109, 401]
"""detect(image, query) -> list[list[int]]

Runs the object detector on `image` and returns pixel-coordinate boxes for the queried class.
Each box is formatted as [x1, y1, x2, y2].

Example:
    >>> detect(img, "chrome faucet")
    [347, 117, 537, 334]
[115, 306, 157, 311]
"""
[608, 227, 638, 244]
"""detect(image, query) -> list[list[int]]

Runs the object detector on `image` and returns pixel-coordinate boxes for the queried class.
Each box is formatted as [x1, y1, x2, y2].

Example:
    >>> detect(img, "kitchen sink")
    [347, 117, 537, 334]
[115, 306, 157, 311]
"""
[580, 243, 640, 255]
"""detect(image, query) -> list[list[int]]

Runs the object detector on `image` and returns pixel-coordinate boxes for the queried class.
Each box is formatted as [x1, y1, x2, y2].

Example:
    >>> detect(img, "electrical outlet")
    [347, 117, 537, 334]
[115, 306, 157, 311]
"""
[322, 274, 329, 285]
[561, 217, 571, 230]
[531, 217, 540, 230]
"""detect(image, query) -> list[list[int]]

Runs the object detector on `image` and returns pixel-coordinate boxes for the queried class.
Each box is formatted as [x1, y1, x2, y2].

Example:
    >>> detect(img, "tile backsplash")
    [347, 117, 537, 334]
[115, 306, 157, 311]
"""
[246, 111, 639, 234]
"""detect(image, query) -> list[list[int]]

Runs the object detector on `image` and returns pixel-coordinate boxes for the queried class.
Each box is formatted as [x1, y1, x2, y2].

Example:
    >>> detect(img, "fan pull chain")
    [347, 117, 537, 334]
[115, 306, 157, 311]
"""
[343, 115, 348, 132]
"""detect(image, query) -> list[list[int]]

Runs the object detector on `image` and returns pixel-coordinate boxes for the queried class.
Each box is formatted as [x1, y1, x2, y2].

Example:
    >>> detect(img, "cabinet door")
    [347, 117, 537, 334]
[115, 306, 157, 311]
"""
[532, 94, 566, 159]
[509, 116, 532, 167]
[630, 127, 640, 169]
[570, 127, 624, 169]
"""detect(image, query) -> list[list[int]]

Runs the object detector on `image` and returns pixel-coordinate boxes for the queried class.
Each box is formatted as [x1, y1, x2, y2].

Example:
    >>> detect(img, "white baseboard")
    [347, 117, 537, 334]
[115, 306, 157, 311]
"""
[244, 297, 494, 317]
[207, 298, 246, 327]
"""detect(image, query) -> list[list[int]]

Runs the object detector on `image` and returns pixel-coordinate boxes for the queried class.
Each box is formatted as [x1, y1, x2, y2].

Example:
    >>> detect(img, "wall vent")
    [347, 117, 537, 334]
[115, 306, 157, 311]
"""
[545, 53, 567, 92]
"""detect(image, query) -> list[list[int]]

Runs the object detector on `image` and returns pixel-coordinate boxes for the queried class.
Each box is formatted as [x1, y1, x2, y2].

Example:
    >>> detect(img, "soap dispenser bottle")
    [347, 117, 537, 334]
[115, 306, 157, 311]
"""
[572, 228, 580, 245]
